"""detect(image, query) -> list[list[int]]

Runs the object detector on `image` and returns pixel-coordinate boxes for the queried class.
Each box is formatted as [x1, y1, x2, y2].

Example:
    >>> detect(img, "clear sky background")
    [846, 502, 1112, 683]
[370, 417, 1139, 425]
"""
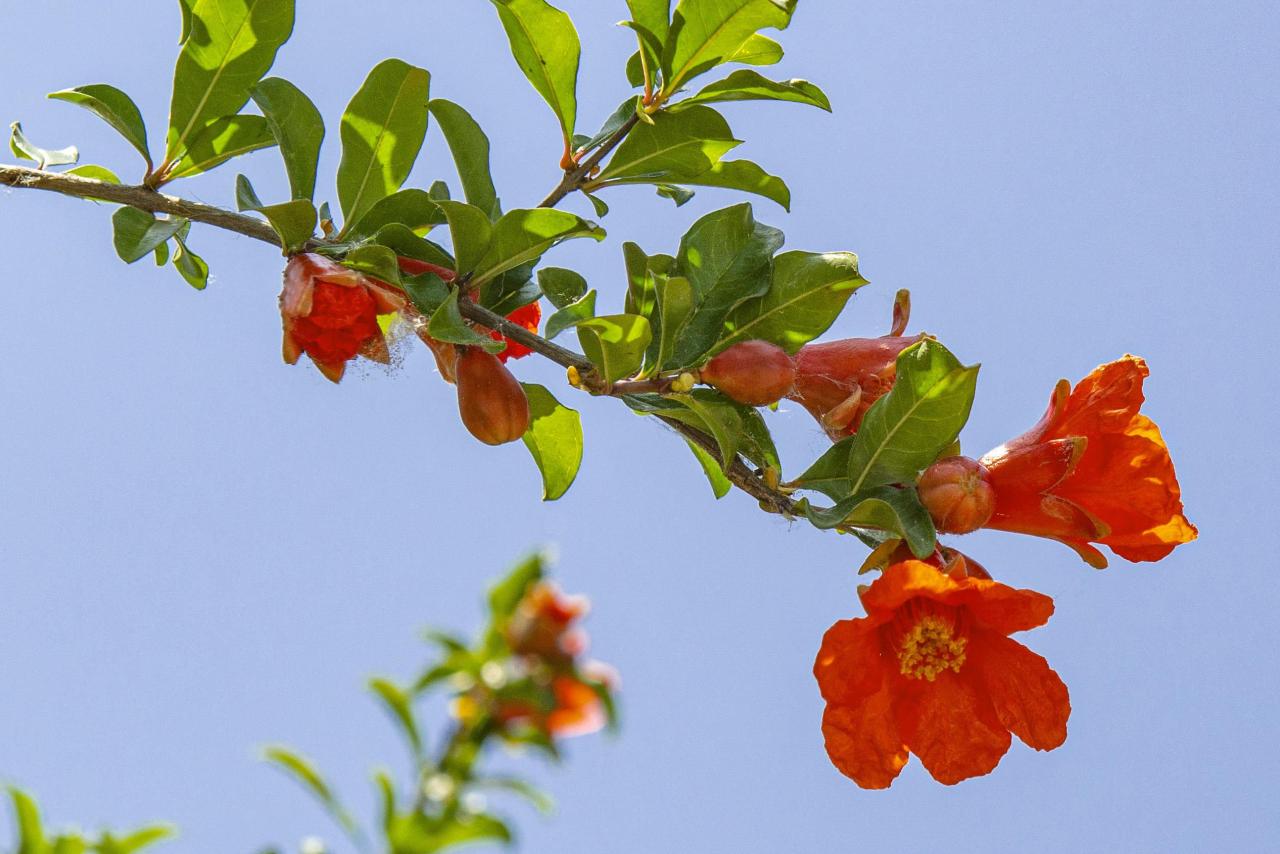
[2, 1, 1277, 852]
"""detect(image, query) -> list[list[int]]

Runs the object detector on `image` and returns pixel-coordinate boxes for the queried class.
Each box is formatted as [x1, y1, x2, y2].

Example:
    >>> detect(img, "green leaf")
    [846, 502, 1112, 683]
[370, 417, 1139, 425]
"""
[645, 275, 694, 372]
[667, 202, 783, 368]
[478, 262, 539, 315]
[9, 787, 45, 854]
[662, 0, 795, 93]
[368, 676, 423, 756]
[684, 437, 732, 498]
[48, 84, 151, 169]
[164, 114, 276, 180]
[544, 289, 596, 339]
[343, 244, 402, 285]
[655, 183, 696, 206]
[625, 0, 671, 85]
[9, 121, 78, 168]
[427, 288, 504, 352]
[521, 383, 584, 500]
[718, 250, 867, 353]
[488, 553, 544, 622]
[846, 339, 980, 493]
[400, 271, 450, 316]
[577, 314, 652, 383]
[112, 207, 188, 263]
[489, 0, 581, 147]
[234, 174, 316, 252]
[575, 97, 640, 156]
[164, 0, 295, 163]
[727, 32, 784, 65]
[625, 50, 647, 88]
[434, 200, 493, 275]
[792, 435, 855, 500]
[472, 208, 604, 286]
[336, 58, 431, 234]
[65, 164, 121, 184]
[665, 159, 790, 209]
[594, 105, 738, 184]
[802, 487, 936, 558]
[348, 189, 445, 240]
[261, 745, 361, 840]
[536, 266, 587, 308]
[172, 232, 209, 289]
[678, 69, 830, 110]
[95, 826, 176, 854]
[585, 192, 610, 217]
[428, 99, 500, 219]
[622, 242, 657, 317]
[251, 76, 325, 199]
[371, 223, 455, 272]
[670, 391, 742, 468]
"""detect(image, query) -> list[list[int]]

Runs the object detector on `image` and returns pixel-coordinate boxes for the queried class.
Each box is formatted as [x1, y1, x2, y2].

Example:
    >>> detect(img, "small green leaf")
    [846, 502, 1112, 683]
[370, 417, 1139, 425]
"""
[544, 289, 596, 339]
[521, 383, 584, 500]
[662, 158, 790, 209]
[718, 250, 867, 353]
[685, 438, 732, 498]
[655, 183, 696, 206]
[536, 266, 587, 308]
[575, 96, 640, 155]
[662, 0, 795, 93]
[336, 58, 431, 235]
[434, 200, 493, 275]
[489, 0, 581, 148]
[251, 76, 325, 199]
[262, 745, 361, 839]
[172, 232, 209, 289]
[594, 105, 738, 184]
[847, 339, 980, 493]
[429, 99, 500, 219]
[112, 207, 188, 263]
[368, 676, 423, 756]
[400, 271, 450, 316]
[585, 192, 610, 217]
[96, 826, 176, 854]
[678, 69, 830, 110]
[343, 244, 402, 285]
[472, 208, 604, 286]
[65, 164, 121, 184]
[577, 314, 652, 383]
[234, 174, 315, 252]
[802, 487, 936, 558]
[428, 288, 504, 351]
[48, 84, 151, 169]
[792, 436, 854, 500]
[727, 33, 784, 66]
[164, 0, 295, 163]
[165, 114, 277, 180]
[9, 121, 78, 168]
[9, 787, 46, 853]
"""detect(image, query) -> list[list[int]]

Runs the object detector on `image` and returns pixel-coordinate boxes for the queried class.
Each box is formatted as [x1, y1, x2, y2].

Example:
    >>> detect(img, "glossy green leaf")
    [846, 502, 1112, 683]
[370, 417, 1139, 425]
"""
[645, 274, 694, 371]
[667, 202, 783, 368]
[671, 391, 743, 467]
[343, 244, 401, 285]
[662, 0, 795, 93]
[348, 189, 445, 240]
[521, 383, 584, 500]
[434, 199, 493, 275]
[429, 99, 500, 219]
[655, 183, 696, 206]
[234, 174, 316, 251]
[372, 223, 455, 272]
[668, 159, 790, 209]
[625, 49, 647, 88]
[537, 266, 587, 308]
[478, 262, 540, 315]
[846, 339, 980, 493]
[400, 271, 450, 316]
[489, 0, 581, 146]
[428, 288, 504, 352]
[65, 164, 121, 184]
[251, 76, 324, 199]
[719, 250, 867, 353]
[9, 121, 78, 168]
[626, 0, 671, 84]
[802, 487, 936, 558]
[165, 114, 276, 180]
[727, 32, 784, 65]
[577, 314, 652, 382]
[112, 207, 188, 263]
[576, 96, 640, 155]
[48, 84, 151, 169]
[679, 69, 830, 110]
[594, 105, 738, 183]
[544, 289, 596, 339]
[685, 438, 732, 498]
[368, 676, 423, 756]
[336, 58, 431, 234]
[471, 208, 605, 286]
[164, 0, 295, 163]
[172, 232, 209, 289]
[622, 242, 657, 317]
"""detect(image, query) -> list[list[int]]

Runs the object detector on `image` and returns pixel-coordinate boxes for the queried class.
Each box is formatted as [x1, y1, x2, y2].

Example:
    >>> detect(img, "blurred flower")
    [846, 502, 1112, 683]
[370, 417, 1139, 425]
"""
[504, 581, 588, 664]
[279, 253, 404, 383]
[978, 356, 1197, 567]
[814, 560, 1069, 788]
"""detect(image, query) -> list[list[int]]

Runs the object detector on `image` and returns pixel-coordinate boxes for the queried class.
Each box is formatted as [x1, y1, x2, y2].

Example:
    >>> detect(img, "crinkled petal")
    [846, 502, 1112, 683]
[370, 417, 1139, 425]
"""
[896, 670, 1011, 785]
[814, 618, 886, 706]
[821, 684, 908, 790]
[971, 630, 1070, 751]
[860, 561, 1055, 635]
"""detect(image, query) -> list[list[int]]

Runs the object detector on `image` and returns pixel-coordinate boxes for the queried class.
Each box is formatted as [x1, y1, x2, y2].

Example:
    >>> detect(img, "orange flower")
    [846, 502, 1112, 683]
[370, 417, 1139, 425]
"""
[814, 560, 1069, 788]
[978, 356, 1197, 567]
[505, 581, 589, 663]
[490, 301, 541, 363]
[494, 667, 614, 740]
[279, 253, 404, 383]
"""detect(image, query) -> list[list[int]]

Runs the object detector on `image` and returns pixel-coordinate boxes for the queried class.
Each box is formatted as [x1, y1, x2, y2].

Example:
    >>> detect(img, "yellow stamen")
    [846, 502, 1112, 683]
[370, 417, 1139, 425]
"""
[897, 613, 967, 681]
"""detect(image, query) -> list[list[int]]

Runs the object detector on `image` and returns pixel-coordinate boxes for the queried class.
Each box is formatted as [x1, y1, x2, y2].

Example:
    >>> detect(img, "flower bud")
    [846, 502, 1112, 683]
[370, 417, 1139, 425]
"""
[917, 456, 996, 534]
[789, 335, 921, 438]
[700, 340, 796, 406]
[455, 347, 530, 445]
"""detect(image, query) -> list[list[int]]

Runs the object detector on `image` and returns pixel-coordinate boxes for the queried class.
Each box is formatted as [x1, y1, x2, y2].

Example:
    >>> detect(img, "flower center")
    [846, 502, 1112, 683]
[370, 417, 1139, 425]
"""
[892, 602, 968, 681]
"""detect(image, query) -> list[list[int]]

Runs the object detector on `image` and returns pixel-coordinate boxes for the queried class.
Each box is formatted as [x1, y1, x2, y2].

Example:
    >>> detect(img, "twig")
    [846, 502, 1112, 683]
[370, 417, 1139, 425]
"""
[536, 113, 640, 209]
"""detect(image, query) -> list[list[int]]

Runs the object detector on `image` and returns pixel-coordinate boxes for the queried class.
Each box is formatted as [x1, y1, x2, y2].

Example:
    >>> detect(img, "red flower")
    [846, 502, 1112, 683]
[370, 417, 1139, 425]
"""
[815, 561, 1070, 788]
[504, 581, 589, 663]
[279, 253, 404, 383]
[490, 302, 541, 362]
[977, 356, 1197, 567]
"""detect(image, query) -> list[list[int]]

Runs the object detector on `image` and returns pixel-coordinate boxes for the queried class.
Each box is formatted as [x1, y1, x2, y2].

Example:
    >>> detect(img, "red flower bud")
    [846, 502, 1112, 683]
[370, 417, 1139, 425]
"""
[700, 340, 797, 405]
[789, 335, 922, 438]
[917, 456, 996, 534]
[455, 346, 530, 445]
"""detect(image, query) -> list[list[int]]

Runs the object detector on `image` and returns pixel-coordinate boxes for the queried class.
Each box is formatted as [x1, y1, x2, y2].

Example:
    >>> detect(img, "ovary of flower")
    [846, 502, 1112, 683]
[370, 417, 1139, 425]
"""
[895, 614, 967, 681]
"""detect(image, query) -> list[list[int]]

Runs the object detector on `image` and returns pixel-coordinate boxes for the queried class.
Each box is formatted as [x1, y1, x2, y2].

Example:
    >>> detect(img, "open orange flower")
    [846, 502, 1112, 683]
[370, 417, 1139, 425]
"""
[280, 253, 404, 383]
[978, 356, 1197, 567]
[814, 560, 1069, 788]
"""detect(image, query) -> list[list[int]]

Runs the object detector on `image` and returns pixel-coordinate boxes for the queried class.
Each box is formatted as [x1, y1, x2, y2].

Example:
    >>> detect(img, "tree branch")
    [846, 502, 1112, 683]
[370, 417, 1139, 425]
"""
[536, 113, 641, 209]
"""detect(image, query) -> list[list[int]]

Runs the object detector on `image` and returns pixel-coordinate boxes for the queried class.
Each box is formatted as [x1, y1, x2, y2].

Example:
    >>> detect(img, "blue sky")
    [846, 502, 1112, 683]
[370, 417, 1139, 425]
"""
[1, 1, 1277, 852]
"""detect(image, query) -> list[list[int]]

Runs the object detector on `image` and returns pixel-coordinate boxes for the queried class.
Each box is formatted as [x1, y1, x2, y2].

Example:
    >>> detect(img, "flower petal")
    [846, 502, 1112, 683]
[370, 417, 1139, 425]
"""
[896, 670, 1011, 785]
[861, 561, 1055, 635]
[814, 618, 885, 706]
[971, 630, 1070, 751]
[821, 684, 908, 789]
